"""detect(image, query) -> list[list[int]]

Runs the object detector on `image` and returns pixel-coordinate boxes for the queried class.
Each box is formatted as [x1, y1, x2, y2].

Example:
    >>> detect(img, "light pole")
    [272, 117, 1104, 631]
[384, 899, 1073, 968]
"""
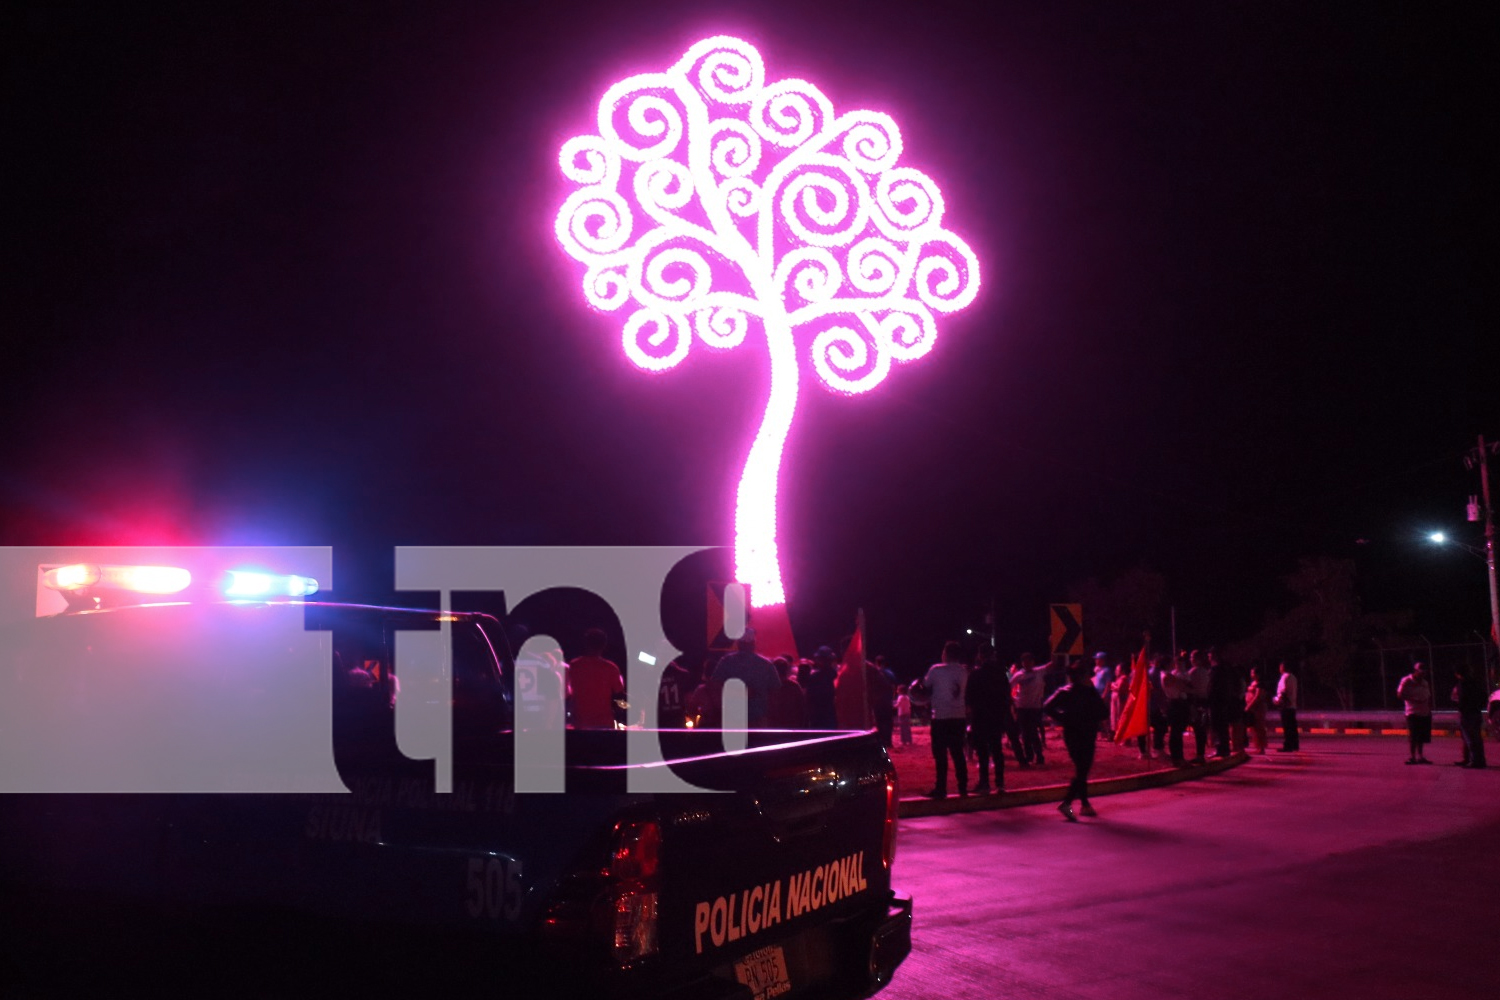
[1464, 435, 1500, 691]
[965, 601, 998, 650]
[1430, 446, 1500, 690]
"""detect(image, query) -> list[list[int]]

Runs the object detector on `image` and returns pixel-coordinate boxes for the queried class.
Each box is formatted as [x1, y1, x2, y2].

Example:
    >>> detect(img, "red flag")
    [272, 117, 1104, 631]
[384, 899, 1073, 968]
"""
[746, 600, 799, 661]
[835, 608, 870, 730]
[1113, 644, 1151, 743]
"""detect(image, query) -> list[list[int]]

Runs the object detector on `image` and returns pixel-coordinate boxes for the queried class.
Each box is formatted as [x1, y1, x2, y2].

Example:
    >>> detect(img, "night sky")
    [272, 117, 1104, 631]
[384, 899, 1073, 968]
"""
[4, 2, 1495, 672]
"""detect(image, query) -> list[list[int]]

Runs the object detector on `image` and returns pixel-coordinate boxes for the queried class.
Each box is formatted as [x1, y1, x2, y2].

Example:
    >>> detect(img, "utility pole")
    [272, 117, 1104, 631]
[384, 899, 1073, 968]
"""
[1464, 434, 1500, 690]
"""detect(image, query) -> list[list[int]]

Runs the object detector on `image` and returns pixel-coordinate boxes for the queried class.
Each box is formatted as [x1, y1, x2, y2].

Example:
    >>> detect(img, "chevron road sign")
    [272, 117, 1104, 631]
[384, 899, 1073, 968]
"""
[1050, 603, 1083, 657]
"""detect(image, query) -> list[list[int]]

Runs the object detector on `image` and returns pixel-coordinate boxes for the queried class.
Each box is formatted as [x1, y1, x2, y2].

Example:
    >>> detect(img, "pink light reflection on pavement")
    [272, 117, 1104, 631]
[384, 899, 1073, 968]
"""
[554, 36, 981, 608]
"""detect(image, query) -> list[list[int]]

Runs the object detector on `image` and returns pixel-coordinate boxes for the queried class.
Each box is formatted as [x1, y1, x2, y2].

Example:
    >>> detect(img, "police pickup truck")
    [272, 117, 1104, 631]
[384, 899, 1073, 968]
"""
[0, 563, 910, 999]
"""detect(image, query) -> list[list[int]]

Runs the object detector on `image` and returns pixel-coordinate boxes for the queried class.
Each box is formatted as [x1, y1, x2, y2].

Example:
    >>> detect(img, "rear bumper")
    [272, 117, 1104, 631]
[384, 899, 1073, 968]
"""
[658, 889, 913, 1000]
[699, 893, 912, 1000]
[866, 891, 913, 994]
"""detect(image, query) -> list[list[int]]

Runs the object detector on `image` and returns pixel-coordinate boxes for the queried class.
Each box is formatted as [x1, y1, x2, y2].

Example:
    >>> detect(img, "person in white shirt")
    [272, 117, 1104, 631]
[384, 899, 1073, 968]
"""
[894, 685, 913, 747]
[1161, 655, 1191, 765]
[1009, 652, 1048, 766]
[1273, 662, 1300, 752]
[1396, 661, 1434, 764]
[919, 641, 969, 799]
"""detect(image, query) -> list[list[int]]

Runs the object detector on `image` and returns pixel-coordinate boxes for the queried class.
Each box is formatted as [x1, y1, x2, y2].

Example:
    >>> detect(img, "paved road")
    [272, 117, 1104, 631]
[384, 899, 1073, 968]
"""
[885, 737, 1498, 1000]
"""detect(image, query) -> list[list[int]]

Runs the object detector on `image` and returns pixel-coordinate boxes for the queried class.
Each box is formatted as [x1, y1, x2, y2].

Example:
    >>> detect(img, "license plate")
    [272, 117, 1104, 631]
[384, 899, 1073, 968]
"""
[733, 944, 792, 1000]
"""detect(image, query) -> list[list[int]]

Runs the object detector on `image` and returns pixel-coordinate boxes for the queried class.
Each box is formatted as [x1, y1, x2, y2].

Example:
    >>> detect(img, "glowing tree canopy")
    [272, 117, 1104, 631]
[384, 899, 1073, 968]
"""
[556, 35, 980, 608]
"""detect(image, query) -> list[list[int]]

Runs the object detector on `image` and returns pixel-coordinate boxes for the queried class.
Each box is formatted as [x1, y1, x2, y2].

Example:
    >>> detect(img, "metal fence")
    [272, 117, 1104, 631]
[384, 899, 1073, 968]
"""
[1326, 641, 1495, 712]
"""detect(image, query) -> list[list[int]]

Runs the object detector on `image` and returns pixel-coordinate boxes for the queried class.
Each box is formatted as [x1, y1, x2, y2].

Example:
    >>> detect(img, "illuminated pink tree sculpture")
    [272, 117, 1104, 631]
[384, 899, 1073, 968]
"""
[556, 36, 979, 609]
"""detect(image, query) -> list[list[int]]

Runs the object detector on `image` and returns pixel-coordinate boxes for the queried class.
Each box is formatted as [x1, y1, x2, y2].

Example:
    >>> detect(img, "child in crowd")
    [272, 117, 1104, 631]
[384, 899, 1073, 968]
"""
[894, 685, 913, 748]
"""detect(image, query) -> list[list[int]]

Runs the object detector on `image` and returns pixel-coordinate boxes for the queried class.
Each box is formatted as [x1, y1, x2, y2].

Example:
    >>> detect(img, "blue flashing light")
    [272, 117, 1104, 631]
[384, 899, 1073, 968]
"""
[224, 570, 319, 598]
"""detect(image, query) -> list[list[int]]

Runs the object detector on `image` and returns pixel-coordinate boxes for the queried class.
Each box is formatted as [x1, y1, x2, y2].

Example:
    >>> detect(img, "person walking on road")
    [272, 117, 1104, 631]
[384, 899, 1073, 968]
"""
[1044, 660, 1107, 821]
[1273, 662, 1300, 752]
[919, 641, 969, 799]
[1397, 662, 1434, 765]
[1452, 663, 1488, 769]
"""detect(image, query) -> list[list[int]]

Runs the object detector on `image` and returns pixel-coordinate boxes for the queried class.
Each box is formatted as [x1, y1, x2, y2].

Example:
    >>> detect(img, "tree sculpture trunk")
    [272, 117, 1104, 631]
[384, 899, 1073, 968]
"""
[734, 313, 799, 608]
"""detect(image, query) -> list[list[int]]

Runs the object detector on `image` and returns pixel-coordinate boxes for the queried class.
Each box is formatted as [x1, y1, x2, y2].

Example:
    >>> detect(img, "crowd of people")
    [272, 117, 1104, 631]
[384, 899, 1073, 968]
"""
[559, 628, 1497, 809]
[560, 627, 1300, 763]
[902, 640, 1307, 801]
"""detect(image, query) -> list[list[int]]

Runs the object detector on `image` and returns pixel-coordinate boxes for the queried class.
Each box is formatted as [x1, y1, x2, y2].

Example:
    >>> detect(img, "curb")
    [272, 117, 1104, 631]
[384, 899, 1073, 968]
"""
[1276, 725, 1463, 737]
[898, 751, 1249, 818]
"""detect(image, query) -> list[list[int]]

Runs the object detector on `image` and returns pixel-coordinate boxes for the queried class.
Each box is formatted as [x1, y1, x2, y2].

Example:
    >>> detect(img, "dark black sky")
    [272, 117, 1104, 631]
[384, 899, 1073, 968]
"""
[3, 1, 1495, 669]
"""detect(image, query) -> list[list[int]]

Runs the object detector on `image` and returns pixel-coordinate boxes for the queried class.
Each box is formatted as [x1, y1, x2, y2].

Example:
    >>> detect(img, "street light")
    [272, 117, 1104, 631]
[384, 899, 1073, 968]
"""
[965, 627, 996, 649]
[1429, 531, 1486, 560]
[966, 604, 998, 649]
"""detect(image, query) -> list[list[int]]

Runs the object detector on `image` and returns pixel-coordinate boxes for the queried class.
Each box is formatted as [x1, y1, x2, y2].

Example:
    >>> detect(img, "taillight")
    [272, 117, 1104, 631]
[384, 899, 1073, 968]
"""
[882, 769, 898, 870]
[541, 818, 663, 963]
[613, 885, 659, 962]
[607, 819, 661, 963]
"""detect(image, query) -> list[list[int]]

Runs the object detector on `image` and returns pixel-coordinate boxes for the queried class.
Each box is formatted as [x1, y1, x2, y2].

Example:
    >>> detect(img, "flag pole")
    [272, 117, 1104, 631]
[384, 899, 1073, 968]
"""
[857, 607, 870, 729]
[1170, 606, 1178, 665]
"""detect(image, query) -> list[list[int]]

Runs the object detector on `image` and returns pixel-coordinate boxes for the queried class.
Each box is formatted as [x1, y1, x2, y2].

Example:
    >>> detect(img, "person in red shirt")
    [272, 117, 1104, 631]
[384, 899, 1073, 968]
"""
[568, 628, 624, 729]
